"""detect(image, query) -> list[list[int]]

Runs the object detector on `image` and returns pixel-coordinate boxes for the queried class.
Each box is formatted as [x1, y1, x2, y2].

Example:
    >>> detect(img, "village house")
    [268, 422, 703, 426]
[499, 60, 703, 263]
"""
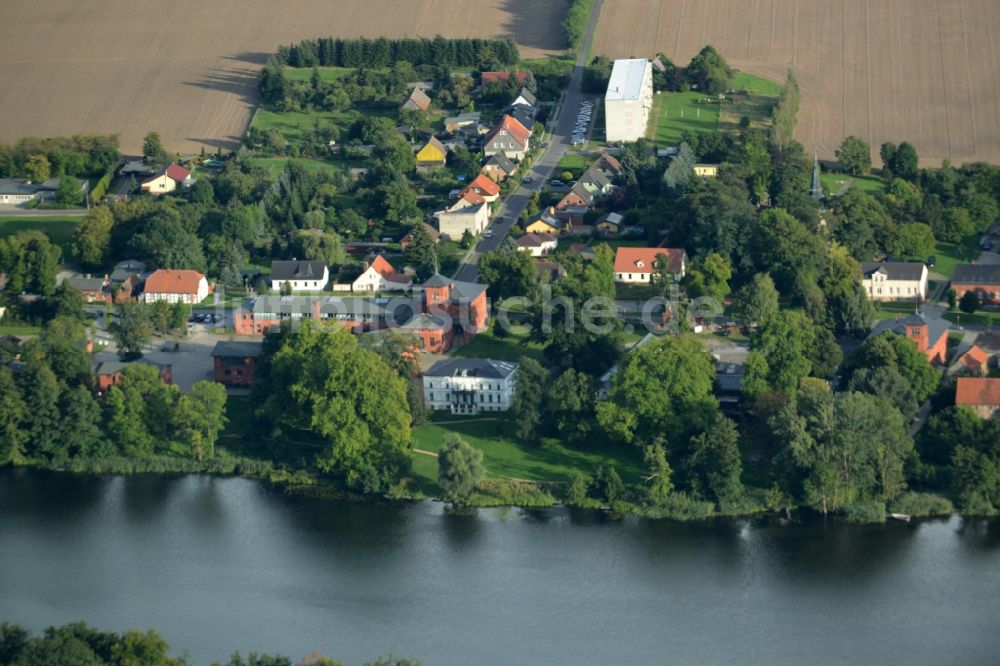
[955, 377, 1000, 418]
[460, 174, 501, 203]
[525, 207, 569, 235]
[415, 136, 448, 171]
[399, 223, 440, 249]
[481, 153, 516, 182]
[951, 345, 992, 377]
[614, 247, 687, 284]
[868, 313, 950, 365]
[596, 211, 624, 235]
[444, 112, 481, 133]
[234, 296, 391, 336]
[400, 87, 431, 113]
[141, 164, 192, 195]
[514, 233, 558, 257]
[481, 70, 529, 87]
[860, 261, 929, 301]
[211, 340, 263, 387]
[402, 274, 489, 353]
[482, 115, 531, 160]
[0, 177, 87, 206]
[94, 359, 172, 393]
[65, 275, 110, 303]
[142, 269, 209, 305]
[511, 87, 537, 108]
[436, 201, 489, 239]
[422, 358, 518, 415]
[108, 260, 146, 303]
[269, 260, 329, 293]
[352, 255, 412, 293]
[951, 264, 1000, 305]
[502, 104, 537, 134]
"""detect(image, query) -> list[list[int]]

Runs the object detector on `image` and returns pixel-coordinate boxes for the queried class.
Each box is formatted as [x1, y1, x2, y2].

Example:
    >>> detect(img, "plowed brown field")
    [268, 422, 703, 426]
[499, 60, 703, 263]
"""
[593, 0, 1000, 166]
[0, 0, 565, 155]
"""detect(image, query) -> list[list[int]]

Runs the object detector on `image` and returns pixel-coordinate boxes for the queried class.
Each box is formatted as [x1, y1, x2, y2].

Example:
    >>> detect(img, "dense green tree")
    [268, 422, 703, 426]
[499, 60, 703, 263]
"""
[686, 45, 732, 94]
[959, 289, 980, 314]
[731, 273, 780, 328]
[0, 230, 61, 297]
[25, 154, 51, 183]
[174, 381, 228, 461]
[437, 434, 485, 504]
[743, 310, 813, 398]
[835, 136, 871, 176]
[769, 70, 800, 154]
[256, 323, 411, 492]
[478, 247, 538, 300]
[55, 174, 84, 206]
[57, 384, 106, 459]
[0, 367, 28, 464]
[39, 315, 92, 383]
[142, 132, 167, 165]
[20, 357, 62, 460]
[131, 207, 206, 271]
[597, 336, 719, 447]
[844, 332, 939, 403]
[886, 222, 936, 259]
[950, 445, 1000, 515]
[752, 208, 824, 293]
[687, 416, 743, 505]
[662, 142, 695, 191]
[847, 365, 920, 420]
[510, 357, 548, 442]
[643, 441, 674, 506]
[544, 368, 595, 445]
[918, 405, 983, 465]
[404, 222, 438, 280]
[109, 301, 152, 360]
[74, 206, 114, 268]
[682, 252, 731, 303]
[829, 188, 891, 259]
[935, 207, 974, 243]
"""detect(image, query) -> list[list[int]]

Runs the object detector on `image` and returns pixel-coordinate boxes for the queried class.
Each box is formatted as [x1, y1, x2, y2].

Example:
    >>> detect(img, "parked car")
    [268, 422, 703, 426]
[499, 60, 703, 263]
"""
[926, 256, 936, 268]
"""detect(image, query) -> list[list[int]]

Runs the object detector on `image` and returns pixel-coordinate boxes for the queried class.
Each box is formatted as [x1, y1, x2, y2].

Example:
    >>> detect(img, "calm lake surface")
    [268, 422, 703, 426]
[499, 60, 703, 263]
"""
[1, 469, 999, 666]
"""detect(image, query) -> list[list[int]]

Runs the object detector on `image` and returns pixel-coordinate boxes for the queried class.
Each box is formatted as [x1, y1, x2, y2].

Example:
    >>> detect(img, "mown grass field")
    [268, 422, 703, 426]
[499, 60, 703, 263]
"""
[820, 172, 886, 196]
[648, 91, 720, 145]
[410, 414, 644, 489]
[451, 327, 545, 363]
[0, 216, 81, 256]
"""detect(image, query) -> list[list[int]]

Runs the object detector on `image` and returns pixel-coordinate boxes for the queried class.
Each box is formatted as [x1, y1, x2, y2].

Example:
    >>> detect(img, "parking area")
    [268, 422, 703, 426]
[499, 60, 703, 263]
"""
[570, 99, 594, 146]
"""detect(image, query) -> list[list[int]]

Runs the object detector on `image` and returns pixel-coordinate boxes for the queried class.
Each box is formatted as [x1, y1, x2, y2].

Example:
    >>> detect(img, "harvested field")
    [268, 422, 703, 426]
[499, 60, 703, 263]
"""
[0, 0, 566, 156]
[593, 0, 1000, 166]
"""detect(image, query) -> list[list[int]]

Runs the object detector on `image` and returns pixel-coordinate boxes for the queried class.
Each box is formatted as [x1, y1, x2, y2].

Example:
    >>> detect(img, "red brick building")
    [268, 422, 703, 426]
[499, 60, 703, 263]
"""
[235, 296, 390, 336]
[868, 314, 950, 365]
[403, 274, 489, 352]
[951, 264, 1000, 305]
[211, 341, 263, 387]
[94, 360, 172, 392]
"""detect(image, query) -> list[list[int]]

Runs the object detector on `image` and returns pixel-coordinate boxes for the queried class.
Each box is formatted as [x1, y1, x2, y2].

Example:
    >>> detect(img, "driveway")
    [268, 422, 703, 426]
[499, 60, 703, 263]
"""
[453, 0, 605, 283]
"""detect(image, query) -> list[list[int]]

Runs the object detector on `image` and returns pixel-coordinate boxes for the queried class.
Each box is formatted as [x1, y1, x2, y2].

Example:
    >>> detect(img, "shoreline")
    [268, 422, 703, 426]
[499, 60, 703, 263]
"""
[3, 461, 966, 526]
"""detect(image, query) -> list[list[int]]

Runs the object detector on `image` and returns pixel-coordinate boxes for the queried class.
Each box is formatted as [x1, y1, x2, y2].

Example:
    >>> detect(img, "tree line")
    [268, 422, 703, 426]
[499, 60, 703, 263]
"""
[277, 36, 519, 70]
[0, 134, 120, 182]
[0, 620, 420, 666]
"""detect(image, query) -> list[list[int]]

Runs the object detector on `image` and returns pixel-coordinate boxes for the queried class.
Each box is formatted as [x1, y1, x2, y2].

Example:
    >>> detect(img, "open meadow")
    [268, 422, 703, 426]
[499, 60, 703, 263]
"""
[0, 0, 566, 156]
[593, 0, 1000, 166]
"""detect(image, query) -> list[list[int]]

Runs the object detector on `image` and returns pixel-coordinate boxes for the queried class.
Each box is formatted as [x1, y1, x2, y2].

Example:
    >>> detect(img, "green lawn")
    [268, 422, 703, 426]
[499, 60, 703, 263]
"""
[0, 216, 81, 256]
[730, 72, 783, 96]
[820, 172, 886, 196]
[249, 157, 340, 179]
[648, 91, 720, 145]
[283, 66, 355, 83]
[943, 310, 998, 329]
[251, 107, 390, 145]
[452, 326, 545, 363]
[872, 300, 920, 321]
[929, 240, 979, 279]
[0, 324, 41, 336]
[410, 414, 644, 488]
[555, 152, 592, 178]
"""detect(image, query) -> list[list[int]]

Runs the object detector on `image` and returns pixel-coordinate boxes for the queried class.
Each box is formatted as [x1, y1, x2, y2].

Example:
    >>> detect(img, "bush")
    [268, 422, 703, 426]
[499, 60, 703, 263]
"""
[841, 499, 886, 523]
[88, 170, 113, 205]
[468, 479, 556, 507]
[888, 492, 954, 517]
[563, 0, 595, 51]
[638, 492, 715, 521]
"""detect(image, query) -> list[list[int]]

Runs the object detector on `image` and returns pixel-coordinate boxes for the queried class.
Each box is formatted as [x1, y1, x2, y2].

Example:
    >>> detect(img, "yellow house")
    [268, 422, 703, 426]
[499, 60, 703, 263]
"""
[525, 207, 568, 235]
[693, 163, 719, 178]
[416, 137, 448, 170]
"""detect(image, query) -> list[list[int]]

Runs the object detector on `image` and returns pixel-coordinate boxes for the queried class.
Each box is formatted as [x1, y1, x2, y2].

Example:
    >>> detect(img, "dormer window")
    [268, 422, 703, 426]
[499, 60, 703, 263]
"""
[635, 260, 644, 268]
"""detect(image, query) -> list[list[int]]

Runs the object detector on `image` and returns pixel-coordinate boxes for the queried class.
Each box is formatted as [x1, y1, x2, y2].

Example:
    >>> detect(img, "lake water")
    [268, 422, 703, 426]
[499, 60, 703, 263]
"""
[1, 469, 998, 665]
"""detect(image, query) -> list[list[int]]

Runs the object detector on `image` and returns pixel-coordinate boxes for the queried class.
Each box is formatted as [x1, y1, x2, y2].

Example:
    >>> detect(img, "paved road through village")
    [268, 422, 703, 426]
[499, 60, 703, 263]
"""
[454, 0, 605, 283]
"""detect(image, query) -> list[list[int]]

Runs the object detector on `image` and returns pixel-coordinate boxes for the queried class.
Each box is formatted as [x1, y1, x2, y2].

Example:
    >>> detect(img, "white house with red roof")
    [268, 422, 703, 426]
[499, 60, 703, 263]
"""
[141, 163, 192, 195]
[142, 269, 209, 304]
[352, 255, 412, 293]
[482, 115, 532, 159]
[614, 247, 687, 284]
[459, 175, 501, 203]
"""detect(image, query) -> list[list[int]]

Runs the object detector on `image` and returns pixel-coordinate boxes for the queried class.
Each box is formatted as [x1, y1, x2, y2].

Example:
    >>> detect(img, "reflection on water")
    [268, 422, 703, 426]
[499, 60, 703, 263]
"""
[0, 469, 998, 666]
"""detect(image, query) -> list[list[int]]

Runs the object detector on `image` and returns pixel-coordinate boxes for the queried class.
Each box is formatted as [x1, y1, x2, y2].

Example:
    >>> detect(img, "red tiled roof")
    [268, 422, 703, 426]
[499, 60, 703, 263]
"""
[958, 345, 991, 372]
[459, 190, 486, 206]
[465, 174, 500, 197]
[485, 115, 532, 148]
[614, 247, 685, 274]
[165, 163, 190, 182]
[955, 377, 1000, 407]
[481, 70, 529, 85]
[515, 233, 557, 248]
[144, 269, 204, 295]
